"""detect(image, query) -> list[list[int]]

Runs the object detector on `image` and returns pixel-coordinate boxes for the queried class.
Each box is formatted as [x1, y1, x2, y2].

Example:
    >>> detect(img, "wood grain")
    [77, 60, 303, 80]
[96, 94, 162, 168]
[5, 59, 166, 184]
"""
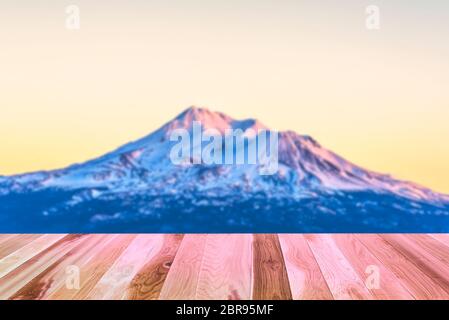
[430, 234, 449, 247]
[1, 234, 449, 300]
[0, 234, 87, 299]
[195, 234, 253, 300]
[158, 234, 208, 300]
[304, 234, 372, 300]
[332, 234, 413, 299]
[126, 234, 184, 300]
[357, 234, 449, 299]
[0, 235, 42, 259]
[50, 234, 136, 300]
[278, 234, 333, 300]
[9, 235, 108, 300]
[252, 234, 292, 300]
[381, 234, 449, 294]
[0, 234, 67, 279]
[88, 235, 165, 300]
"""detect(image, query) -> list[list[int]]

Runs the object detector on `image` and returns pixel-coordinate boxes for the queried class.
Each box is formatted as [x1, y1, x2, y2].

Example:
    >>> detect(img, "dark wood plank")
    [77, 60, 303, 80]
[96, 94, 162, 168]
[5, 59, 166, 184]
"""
[252, 234, 292, 300]
[126, 234, 184, 300]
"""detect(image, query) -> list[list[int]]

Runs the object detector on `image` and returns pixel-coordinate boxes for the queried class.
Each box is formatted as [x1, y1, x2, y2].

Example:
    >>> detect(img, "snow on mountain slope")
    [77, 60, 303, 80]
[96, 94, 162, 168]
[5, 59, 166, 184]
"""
[1, 106, 449, 232]
[1, 106, 447, 204]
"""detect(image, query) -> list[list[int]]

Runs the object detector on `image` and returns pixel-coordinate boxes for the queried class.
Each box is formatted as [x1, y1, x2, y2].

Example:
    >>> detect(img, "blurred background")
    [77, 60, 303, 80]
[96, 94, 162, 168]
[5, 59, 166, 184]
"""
[1, 0, 448, 193]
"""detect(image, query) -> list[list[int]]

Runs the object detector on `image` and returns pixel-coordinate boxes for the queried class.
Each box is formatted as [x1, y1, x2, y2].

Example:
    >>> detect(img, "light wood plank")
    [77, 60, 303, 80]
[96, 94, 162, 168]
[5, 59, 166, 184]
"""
[332, 234, 413, 299]
[0, 234, 67, 278]
[125, 234, 184, 300]
[357, 234, 449, 299]
[159, 234, 208, 300]
[0, 235, 42, 259]
[0, 235, 13, 239]
[9, 235, 109, 300]
[305, 234, 372, 300]
[381, 234, 449, 294]
[195, 234, 252, 300]
[429, 234, 449, 248]
[87, 235, 165, 300]
[50, 234, 136, 300]
[0, 235, 89, 299]
[0, 235, 15, 245]
[252, 234, 292, 300]
[278, 234, 333, 300]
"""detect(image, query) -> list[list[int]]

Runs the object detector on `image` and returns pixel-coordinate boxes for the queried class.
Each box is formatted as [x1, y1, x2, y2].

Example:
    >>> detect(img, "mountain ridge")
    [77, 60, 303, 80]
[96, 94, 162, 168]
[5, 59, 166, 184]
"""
[2, 106, 447, 201]
[1, 106, 448, 232]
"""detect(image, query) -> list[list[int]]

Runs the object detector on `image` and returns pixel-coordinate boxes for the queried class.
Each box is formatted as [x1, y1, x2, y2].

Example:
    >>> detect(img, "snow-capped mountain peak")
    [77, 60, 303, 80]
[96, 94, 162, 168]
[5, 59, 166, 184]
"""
[1, 106, 448, 233]
[1, 106, 448, 203]
[162, 106, 268, 134]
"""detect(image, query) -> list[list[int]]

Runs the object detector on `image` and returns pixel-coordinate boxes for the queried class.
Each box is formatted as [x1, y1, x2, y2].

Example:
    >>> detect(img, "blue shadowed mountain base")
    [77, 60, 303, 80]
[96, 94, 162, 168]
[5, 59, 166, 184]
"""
[1, 107, 448, 233]
[0, 188, 448, 233]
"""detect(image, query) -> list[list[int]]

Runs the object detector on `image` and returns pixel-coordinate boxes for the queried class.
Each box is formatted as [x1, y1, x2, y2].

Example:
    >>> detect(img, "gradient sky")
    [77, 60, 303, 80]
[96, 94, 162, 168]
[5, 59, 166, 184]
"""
[1, 0, 449, 193]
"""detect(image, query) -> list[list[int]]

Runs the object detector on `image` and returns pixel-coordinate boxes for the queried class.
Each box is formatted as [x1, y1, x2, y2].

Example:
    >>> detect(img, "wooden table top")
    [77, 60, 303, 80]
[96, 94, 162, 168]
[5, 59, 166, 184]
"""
[1, 234, 449, 300]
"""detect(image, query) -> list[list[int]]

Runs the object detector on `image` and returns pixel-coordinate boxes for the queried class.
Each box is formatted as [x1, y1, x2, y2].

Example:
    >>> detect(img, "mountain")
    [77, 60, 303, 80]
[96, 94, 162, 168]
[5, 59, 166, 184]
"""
[1, 106, 448, 232]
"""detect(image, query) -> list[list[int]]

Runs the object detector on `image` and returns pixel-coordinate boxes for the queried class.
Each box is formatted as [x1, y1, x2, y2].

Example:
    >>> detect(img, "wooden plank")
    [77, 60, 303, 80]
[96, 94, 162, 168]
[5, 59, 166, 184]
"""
[9, 235, 109, 300]
[0, 235, 42, 259]
[50, 234, 136, 300]
[357, 234, 449, 299]
[0, 235, 89, 300]
[0, 234, 15, 248]
[252, 234, 292, 300]
[159, 234, 208, 300]
[332, 234, 413, 299]
[401, 235, 449, 267]
[87, 235, 165, 300]
[1, 233, 449, 300]
[381, 234, 449, 294]
[0, 235, 15, 245]
[125, 234, 184, 300]
[304, 234, 372, 300]
[0, 234, 68, 278]
[278, 234, 333, 300]
[429, 234, 449, 248]
[195, 234, 252, 300]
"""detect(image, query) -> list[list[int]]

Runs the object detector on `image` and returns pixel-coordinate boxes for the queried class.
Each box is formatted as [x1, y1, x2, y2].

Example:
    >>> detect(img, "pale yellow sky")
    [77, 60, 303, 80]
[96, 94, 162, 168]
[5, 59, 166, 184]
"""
[1, 1, 449, 193]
